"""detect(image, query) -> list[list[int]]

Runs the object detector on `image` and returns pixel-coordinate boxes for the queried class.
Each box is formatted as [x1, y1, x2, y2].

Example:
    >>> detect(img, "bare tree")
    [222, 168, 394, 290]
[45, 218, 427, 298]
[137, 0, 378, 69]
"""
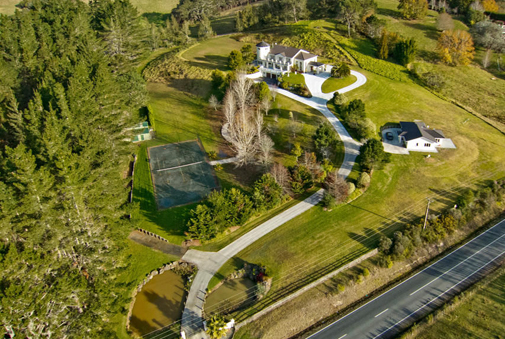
[260, 96, 272, 115]
[271, 88, 277, 103]
[209, 94, 219, 110]
[287, 120, 302, 139]
[258, 134, 275, 165]
[324, 171, 349, 203]
[223, 73, 261, 165]
[270, 162, 290, 194]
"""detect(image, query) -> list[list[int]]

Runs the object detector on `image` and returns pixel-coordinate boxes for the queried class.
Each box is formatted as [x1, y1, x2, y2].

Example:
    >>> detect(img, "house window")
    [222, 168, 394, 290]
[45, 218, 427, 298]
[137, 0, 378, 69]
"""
[416, 143, 418, 146]
[436, 139, 440, 143]
[424, 143, 431, 147]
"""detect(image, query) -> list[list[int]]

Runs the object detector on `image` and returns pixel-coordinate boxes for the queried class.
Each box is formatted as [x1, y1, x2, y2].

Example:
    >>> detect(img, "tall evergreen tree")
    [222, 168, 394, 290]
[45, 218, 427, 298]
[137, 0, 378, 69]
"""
[0, 0, 147, 337]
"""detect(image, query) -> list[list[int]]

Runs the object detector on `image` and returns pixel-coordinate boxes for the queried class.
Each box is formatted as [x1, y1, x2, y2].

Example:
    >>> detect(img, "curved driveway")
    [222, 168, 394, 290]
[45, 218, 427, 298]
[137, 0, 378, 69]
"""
[180, 70, 367, 339]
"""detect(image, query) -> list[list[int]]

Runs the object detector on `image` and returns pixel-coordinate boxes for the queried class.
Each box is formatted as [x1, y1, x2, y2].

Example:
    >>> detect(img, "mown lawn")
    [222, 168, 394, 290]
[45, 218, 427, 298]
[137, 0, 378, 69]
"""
[0, 0, 19, 15]
[207, 67, 505, 320]
[147, 82, 221, 151]
[266, 94, 344, 168]
[374, 0, 468, 55]
[281, 72, 306, 86]
[321, 75, 357, 93]
[372, 0, 505, 125]
[180, 36, 245, 71]
[416, 268, 505, 339]
[112, 240, 179, 339]
[129, 0, 179, 13]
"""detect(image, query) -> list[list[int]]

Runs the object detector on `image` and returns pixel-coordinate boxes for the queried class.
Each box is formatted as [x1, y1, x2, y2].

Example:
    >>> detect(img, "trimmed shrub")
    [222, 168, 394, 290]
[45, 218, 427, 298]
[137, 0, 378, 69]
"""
[357, 172, 371, 188]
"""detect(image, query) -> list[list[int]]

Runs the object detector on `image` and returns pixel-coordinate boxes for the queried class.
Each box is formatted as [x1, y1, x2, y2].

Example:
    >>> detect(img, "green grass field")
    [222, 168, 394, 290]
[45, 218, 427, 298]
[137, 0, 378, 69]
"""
[321, 75, 357, 93]
[415, 268, 505, 339]
[0, 0, 19, 15]
[208, 66, 505, 321]
[180, 36, 246, 71]
[372, 0, 505, 125]
[0, 0, 180, 15]
[266, 94, 344, 168]
[281, 73, 306, 86]
[130, 0, 179, 13]
[147, 82, 221, 151]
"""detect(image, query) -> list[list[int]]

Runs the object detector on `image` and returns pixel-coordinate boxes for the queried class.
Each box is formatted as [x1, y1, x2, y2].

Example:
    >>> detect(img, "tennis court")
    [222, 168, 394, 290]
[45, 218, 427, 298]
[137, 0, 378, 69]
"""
[148, 141, 219, 209]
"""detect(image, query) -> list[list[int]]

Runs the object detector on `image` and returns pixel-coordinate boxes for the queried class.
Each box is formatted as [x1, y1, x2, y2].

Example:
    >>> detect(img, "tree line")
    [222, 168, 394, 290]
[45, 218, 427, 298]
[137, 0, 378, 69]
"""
[378, 178, 505, 267]
[0, 0, 151, 337]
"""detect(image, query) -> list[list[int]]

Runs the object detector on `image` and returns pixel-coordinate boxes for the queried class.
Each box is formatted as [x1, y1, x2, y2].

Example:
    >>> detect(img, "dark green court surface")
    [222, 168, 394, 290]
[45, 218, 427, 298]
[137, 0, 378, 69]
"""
[148, 141, 219, 209]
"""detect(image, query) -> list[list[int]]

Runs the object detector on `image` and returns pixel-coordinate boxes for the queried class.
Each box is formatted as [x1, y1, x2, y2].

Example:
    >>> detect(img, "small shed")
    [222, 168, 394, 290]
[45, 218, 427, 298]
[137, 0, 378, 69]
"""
[128, 121, 153, 143]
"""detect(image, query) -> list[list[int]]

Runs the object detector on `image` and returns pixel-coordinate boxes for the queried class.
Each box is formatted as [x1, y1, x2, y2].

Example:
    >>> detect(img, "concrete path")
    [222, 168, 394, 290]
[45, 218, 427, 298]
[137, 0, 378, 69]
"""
[181, 191, 325, 337]
[181, 70, 367, 338]
[209, 157, 239, 165]
[271, 71, 365, 178]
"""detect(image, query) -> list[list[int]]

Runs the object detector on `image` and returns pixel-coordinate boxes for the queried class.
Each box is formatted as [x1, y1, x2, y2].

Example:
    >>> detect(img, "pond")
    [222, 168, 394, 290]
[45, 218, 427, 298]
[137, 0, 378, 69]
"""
[129, 270, 186, 337]
[205, 278, 256, 314]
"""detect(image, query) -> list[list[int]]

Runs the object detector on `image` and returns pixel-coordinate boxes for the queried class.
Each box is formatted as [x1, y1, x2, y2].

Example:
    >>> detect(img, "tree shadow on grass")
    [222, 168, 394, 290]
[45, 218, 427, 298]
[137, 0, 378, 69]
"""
[377, 7, 400, 18]
[187, 55, 229, 71]
[418, 50, 440, 63]
[142, 12, 170, 25]
[168, 78, 213, 98]
[347, 203, 391, 221]
[404, 22, 440, 41]
[348, 227, 382, 249]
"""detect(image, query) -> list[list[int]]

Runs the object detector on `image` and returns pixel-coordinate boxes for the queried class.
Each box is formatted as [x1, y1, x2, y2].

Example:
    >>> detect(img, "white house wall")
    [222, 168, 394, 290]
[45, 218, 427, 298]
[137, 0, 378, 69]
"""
[405, 138, 438, 152]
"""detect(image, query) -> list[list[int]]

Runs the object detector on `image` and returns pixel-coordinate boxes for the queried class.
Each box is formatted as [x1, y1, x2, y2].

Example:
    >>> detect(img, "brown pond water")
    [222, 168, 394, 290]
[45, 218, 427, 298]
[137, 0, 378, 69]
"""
[130, 270, 186, 336]
[205, 278, 256, 313]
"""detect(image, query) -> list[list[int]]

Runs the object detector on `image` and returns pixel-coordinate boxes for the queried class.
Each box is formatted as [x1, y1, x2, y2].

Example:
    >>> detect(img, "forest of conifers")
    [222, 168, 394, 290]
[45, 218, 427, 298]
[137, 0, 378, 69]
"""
[0, 0, 149, 337]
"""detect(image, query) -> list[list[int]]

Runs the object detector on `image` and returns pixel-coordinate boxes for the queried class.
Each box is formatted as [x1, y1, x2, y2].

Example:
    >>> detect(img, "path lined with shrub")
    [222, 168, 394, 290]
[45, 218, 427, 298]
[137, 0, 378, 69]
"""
[181, 70, 367, 339]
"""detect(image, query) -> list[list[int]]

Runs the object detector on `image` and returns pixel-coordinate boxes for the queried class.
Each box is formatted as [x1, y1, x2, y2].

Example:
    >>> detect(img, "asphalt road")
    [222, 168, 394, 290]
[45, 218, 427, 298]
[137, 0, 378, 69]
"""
[308, 219, 505, 339]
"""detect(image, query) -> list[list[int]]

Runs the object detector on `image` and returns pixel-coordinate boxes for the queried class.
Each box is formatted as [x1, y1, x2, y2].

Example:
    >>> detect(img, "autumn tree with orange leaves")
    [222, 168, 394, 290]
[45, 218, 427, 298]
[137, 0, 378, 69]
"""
[437, 30, 475, 66]
[481, 0, 499, 12]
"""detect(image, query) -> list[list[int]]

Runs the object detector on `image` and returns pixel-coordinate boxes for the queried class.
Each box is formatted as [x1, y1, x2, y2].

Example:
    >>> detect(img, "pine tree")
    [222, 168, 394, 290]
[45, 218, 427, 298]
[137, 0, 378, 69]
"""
[379, 29, 389, 59]
[0, 0, 144, 336]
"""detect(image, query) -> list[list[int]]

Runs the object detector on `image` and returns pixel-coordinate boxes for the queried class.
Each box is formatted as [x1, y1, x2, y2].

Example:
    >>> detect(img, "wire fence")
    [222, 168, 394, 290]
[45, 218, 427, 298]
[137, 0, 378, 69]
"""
[139, 168, 505, 339]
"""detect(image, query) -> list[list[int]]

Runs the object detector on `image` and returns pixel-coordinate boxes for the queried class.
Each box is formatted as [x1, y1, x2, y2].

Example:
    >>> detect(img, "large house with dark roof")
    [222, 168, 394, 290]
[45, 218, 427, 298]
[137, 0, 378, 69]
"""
[398, 121, 455, 152]
[255, 41, 325, 78]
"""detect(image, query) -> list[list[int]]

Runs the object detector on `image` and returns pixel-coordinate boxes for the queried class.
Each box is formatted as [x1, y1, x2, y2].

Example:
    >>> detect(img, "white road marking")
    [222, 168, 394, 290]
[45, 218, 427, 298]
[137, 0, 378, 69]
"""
[337, 334, 347, 339]
[372, 249, 505, 339]
[374, 309, 389, 318]
[305, 220, 505, 339]
[409, 232, 505, 296]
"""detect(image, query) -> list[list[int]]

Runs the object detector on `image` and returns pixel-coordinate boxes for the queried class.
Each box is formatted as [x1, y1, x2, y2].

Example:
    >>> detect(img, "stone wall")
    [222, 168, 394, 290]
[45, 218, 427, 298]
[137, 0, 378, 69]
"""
[136, 227, 170, 243]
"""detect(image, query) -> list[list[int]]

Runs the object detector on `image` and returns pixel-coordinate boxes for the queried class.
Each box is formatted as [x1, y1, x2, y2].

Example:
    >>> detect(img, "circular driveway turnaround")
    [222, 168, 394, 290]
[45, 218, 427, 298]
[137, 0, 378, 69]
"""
[180, 70, 368, 339]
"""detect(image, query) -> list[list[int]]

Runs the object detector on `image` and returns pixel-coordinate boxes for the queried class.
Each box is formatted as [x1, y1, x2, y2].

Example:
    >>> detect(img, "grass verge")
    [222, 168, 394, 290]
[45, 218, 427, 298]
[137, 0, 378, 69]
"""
[411, 264, 505, 339]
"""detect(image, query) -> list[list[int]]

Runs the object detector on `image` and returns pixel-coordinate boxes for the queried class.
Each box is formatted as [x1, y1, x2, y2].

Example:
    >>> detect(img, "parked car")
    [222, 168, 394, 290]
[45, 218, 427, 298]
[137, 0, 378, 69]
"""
[385, 132, 394, 141]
